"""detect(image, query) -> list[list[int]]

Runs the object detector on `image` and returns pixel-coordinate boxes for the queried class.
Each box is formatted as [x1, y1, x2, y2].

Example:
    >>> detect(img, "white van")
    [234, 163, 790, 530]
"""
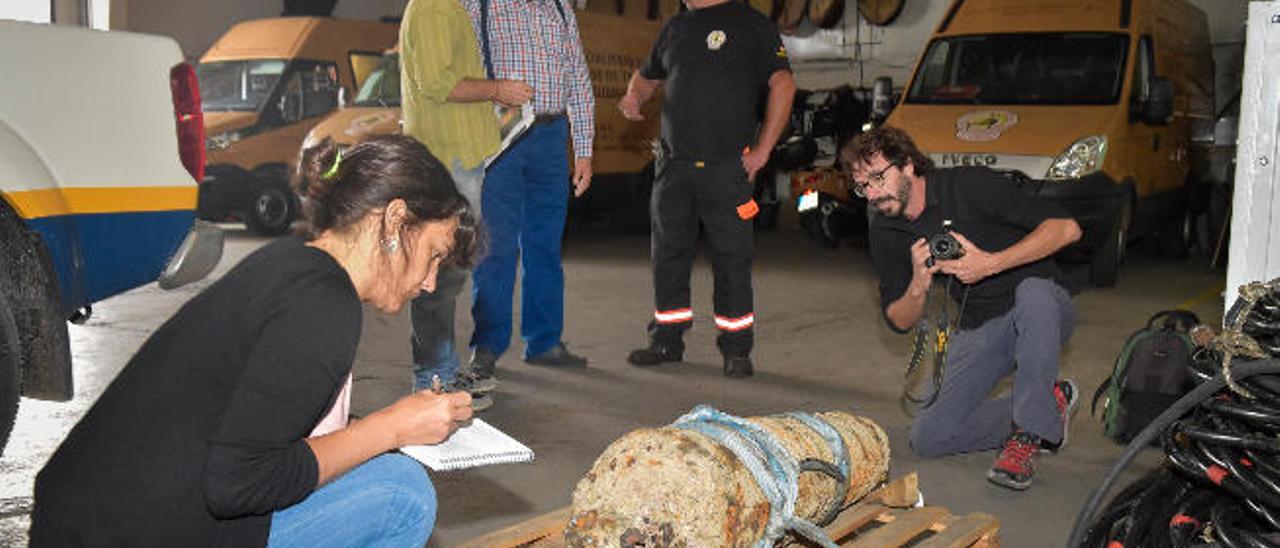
[0, 21, 222, 455]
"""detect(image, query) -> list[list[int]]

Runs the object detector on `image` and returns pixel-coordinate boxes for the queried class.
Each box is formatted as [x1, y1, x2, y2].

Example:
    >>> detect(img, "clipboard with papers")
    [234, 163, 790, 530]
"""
[399, 417, 535, 471]
[485, 103, 535, 168]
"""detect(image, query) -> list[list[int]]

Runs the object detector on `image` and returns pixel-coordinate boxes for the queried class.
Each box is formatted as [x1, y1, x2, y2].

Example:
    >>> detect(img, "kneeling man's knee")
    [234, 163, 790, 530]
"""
[909, 417, 951, 458]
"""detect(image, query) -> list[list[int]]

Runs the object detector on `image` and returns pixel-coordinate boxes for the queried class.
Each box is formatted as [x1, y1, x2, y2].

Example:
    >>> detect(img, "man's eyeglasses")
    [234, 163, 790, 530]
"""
[850, 163, 896, 198]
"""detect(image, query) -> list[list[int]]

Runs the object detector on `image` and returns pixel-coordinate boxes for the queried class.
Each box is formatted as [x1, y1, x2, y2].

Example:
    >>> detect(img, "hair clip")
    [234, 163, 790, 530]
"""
[322, 149, 343, 180]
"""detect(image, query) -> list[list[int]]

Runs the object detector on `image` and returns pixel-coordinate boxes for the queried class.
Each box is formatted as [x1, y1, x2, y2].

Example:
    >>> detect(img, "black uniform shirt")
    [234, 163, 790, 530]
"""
[31, 237, 362, 547]
[640, 0, 790, 159]
[869, 166, 1072, 331]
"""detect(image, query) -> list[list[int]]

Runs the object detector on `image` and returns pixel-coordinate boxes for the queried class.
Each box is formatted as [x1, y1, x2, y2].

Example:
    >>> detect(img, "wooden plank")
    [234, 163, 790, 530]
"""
[845, 507, 949, 548]
[821, 473, 920, 543]
[914, 512, 1000, 548]
[864, 472, 921, 508]
[823, 502, 895, 544]
[455, 507, 572, 548]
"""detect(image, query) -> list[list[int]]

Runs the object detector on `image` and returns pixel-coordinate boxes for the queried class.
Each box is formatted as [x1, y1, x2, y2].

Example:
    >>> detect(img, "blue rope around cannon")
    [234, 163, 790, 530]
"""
[673, 405, 852, 548]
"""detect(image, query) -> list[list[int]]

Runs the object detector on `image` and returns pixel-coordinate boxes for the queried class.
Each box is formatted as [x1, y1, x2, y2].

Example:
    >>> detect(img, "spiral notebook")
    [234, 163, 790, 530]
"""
[400, 418, 535, 471]
[485, 103, 535, 168]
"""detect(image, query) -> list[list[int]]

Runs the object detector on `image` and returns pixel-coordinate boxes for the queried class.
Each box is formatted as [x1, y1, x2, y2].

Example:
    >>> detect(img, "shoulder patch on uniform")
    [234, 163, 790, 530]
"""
[706, 30, 727, 50]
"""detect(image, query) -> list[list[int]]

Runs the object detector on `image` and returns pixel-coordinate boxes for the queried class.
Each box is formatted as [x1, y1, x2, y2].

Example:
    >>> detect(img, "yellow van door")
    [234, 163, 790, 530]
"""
[1117, 35, 1182, 200]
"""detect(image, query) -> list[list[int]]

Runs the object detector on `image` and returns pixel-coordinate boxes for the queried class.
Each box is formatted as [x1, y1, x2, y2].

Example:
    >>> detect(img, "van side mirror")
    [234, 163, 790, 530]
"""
[1141, 77, 1174, 125]
[871, 77, 894, 123]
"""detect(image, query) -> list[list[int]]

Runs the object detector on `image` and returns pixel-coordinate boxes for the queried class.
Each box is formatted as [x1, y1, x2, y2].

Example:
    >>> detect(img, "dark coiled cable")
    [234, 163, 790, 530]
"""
[1071, 278, 1280, 547]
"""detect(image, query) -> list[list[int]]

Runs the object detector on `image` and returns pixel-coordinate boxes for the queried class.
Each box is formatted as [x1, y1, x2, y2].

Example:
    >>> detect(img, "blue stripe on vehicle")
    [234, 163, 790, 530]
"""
[24, 210, 194, 315]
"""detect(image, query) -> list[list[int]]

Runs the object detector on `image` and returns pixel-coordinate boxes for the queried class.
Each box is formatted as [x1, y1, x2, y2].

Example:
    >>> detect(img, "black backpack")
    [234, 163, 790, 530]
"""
[1091, 310, 1200, 443]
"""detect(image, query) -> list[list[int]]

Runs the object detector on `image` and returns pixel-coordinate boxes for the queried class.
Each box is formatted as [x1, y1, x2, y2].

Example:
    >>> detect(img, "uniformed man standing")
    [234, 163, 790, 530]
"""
[618, 0, 795, 377]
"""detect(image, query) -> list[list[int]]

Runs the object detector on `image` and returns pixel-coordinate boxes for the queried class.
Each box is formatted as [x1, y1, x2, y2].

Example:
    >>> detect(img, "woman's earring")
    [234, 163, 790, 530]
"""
[382, 238, 399, 254]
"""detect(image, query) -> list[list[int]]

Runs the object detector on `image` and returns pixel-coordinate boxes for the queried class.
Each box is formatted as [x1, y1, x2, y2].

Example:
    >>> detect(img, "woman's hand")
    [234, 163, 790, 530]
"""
[305, 390, 472, 486]
[384, 390, 474, 447]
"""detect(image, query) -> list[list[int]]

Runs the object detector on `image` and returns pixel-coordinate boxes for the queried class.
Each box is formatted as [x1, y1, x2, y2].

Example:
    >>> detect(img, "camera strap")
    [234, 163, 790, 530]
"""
[902, 276, 970, 414]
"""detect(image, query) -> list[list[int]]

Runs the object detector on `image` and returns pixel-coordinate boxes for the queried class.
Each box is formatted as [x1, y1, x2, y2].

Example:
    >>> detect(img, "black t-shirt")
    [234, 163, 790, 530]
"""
[31, 237, 362, 547]
[869, 166, 1071, 330]
[640, 1, 790, 159]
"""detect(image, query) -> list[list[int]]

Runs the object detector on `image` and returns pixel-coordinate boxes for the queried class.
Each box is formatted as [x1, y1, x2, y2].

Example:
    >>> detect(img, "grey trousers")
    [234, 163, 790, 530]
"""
[409, 161, 484, 390]
[909, 277, 1076, 457]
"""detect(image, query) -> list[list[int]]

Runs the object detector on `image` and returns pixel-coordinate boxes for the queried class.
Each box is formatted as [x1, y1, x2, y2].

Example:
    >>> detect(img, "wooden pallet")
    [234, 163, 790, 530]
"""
[458, 473, 999, 548]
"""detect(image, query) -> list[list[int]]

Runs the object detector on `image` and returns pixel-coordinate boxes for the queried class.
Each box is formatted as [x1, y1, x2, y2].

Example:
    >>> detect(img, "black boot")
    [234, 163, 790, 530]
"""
[627, 342, 683, 366]
[722, 356, 753, 378]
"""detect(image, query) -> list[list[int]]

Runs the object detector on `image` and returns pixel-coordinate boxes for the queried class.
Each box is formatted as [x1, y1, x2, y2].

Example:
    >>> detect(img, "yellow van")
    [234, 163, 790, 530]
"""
[883, 0, 1213, 286]
[197, 17, 399, 235]
[304, 10, 666, 231]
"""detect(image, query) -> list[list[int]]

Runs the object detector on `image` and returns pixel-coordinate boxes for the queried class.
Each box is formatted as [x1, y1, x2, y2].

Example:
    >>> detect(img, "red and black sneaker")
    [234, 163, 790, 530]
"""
[987, 430, 1041, 490]
[1041, 379, 1080, 454]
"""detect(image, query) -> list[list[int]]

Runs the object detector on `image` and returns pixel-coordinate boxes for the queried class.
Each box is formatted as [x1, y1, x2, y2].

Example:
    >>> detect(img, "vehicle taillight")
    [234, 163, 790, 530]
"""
[170, 62, 205, 183]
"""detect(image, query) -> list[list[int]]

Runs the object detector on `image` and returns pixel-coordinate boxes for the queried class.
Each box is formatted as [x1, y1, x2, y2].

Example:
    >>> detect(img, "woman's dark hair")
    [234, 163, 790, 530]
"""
[839, 126, 934, 176]
[295, 135, 482, 268]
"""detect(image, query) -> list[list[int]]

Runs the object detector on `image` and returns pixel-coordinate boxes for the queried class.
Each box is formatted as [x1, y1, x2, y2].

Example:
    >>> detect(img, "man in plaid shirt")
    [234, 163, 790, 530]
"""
[462, 0, 595, 393]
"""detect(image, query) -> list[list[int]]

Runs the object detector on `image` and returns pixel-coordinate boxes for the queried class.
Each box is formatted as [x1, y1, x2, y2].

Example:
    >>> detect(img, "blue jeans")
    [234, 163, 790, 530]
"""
[909, 277, 1076, 457]
[470, 118, 570, 359]
[409, 162, 484, 390]
[267, 453, 436, 548]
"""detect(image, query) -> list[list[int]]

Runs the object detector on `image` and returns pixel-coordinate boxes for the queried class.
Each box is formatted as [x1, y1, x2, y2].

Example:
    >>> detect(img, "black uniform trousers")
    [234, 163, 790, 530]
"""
[647, 153, 755, 357]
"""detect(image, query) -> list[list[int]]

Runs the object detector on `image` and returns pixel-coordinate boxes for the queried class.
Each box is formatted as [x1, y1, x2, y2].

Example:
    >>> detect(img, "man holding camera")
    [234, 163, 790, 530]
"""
[842, 126, 1083, 490]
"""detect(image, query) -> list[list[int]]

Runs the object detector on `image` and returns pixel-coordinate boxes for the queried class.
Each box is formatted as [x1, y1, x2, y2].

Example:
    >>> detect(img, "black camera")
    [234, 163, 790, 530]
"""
[926, 233, 964, 266]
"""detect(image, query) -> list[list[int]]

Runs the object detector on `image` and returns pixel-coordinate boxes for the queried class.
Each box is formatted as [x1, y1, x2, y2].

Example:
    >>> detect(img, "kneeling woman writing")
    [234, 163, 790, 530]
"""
[32, 135, 477, 547]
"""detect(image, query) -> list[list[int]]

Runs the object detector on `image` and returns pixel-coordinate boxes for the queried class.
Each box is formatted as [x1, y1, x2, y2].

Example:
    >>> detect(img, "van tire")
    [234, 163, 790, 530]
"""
[1157, 206, 1193, 260]
[1091, 196, 1131, 287]
[612, 163, 654, 234]
[1157, 187, 1193, 259]
[753, 163, 780, 231]
[244, 182, 297, 236]
[0, 287, 21, 457]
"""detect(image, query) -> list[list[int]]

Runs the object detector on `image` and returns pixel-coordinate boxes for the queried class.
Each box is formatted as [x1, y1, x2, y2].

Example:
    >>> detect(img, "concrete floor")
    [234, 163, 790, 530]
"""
[0, 218, 1227, 547]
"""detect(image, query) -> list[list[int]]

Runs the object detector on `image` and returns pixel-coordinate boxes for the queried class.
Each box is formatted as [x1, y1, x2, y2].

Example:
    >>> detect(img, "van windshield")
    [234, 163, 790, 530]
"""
[197, 60, 288, 112]
[906, 33, 1129, 106]
[354, 54, 401, 107]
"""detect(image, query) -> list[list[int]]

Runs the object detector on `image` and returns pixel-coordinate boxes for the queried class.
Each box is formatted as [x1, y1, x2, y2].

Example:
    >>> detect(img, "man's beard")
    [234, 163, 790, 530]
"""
[870, 176, 911, 218]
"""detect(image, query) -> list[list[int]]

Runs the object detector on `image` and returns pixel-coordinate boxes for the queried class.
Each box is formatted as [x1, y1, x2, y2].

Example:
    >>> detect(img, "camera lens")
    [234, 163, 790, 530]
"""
[927, 233, 963, 261]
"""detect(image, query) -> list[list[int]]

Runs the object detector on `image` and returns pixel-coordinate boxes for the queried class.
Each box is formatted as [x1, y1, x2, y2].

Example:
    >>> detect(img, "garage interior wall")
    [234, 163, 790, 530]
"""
[112, 0, 1248, 90]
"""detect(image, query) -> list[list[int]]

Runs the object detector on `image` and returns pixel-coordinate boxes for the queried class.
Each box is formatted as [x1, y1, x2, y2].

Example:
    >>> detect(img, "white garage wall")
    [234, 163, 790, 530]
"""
[114, 0, 1246, 96]
[0, 0, 53, 23]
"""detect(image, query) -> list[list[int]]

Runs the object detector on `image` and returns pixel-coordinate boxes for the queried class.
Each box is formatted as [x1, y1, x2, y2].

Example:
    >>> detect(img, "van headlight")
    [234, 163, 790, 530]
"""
[1046, 135, 1107, 180]
[206, 130, 244, 151]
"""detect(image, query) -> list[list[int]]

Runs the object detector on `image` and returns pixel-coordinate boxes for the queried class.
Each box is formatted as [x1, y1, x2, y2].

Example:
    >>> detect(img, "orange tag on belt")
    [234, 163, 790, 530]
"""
[737, 199, 759, 220]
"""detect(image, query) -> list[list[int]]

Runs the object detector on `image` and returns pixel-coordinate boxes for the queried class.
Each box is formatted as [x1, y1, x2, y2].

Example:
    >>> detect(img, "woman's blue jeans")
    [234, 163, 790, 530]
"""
[267, 453, 436, 547]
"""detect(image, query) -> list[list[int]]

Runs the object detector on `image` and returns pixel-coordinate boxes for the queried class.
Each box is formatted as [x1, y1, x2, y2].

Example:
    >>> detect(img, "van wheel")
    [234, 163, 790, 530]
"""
[1091, 196, 1131, 287]
[0, 288, 21, 457]
[614, 164, 654, 234]
[1157, 205, 1193, 260]
[754, 201, 781, 231]
[244, 182, 297, 236]
[752, 163, 780, 231]
[800, 203, 839, 249]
